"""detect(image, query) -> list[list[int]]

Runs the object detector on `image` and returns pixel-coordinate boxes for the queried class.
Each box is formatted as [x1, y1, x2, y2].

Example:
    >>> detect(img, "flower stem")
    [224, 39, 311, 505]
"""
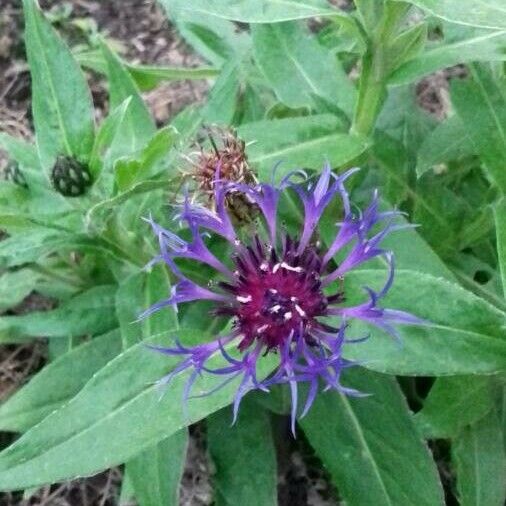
[351, 3, 411, 137]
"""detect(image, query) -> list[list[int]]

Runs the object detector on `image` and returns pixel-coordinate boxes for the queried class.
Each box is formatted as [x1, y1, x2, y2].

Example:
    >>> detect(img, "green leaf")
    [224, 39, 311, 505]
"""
[0, 133, 40, 171]
[85, 179, 173, 231]
[494, 197, 506, 298]
[166, 0, 338, 23]
[354, 0, 385, 35]
[386, 23, 428, 75]
[416, 115, 475, 177]
[119, 472, 135, 505]
[378, 212, 456, 281]
[89, 97, 131, 178]
[453, 408, 506, 506]
[101, 41, 156, 156]
[390, 28, 506, 86]
[207, 399, 277, 506]
[0, 329, 278, 490]
[237, 115, 369, 178]
[115, 127, 177, 191]
[0, 330, 121, 432]
[76, 48, 218, 91]
[202, 58, 242, 124]
[160, 0, 252, 65]
[0, 269, 42, 313]
[127, 431, 188, 506]
[404, 0, 506, 30]
[0, 285, 118, 342]
[252, 21, 356, 114]
[342, 269, 506, 375]
[451, 65, 506, 194]
[0, 230, 130, 268]
[116, 266, 177, 350]
[412, 175, 468, 259]
[301, 368, 444, 506]
[22, 0, 94, 169]
[414, 376, 495, 438]
[128, 65, 218, 92]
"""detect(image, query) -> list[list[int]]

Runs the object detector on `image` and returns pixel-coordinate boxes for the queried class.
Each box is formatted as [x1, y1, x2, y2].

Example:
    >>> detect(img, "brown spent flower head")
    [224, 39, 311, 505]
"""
[183, 126, 258, 225]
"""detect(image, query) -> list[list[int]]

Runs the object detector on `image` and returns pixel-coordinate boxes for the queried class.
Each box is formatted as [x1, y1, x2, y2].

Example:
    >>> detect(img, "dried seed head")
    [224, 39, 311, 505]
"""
[183, 126, 258, 225]
[51, 156, 92, 197]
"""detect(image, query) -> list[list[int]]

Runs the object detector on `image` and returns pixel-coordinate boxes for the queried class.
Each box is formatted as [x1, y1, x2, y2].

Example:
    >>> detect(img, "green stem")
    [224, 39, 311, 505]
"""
[351, 53, 387, 137]
[351, 3, 411, 137]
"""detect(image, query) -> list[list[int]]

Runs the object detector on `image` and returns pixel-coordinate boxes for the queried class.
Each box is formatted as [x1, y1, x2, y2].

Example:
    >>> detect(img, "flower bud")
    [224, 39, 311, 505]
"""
[51, 156, 92, 197]
[1, 160, 28, 188]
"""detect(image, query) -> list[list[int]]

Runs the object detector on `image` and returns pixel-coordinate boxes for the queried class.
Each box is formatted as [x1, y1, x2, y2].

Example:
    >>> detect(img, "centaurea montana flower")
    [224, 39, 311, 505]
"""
[143, 165, 421, 432]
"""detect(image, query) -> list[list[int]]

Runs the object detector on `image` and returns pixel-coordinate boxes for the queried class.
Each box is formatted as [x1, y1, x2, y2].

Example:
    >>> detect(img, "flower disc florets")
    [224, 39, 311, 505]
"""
[144, 164, 421, 431]
[216, 236, 340, 353]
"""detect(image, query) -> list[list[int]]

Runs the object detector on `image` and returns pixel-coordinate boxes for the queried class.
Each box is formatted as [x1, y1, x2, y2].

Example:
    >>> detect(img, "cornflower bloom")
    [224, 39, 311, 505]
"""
[143, 165, 420, 431]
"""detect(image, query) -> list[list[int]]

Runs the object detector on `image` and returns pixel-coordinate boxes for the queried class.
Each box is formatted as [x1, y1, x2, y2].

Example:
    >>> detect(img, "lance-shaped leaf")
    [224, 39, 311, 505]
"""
[494, 197, 506, 297]
[390, 27, 506, 86]
[237, 115, 369, 178]
[416, 115, 475, 177]
[159, 0, 252, 65]
[23, 0, 94, 170]
[207, 399, 278, 506]
[342, 269, 506, 375]
[0, 269, 42, 313]
[120, 267, 182, 506]
[0, 330, 121, 432]
[0, 286, 117, 342]
[127, 431, 188, 506]
[414, 376, 495, 438]
[163, 0, 339, 23]
[0, 329, 278, 491]
[453, 408, 506, 506]
[301, 368, 444, 506]
[451, 64, 506, 194]
[101, 41, 155, 157]
[252, 21, 356, 114]
[401, 0, 506, 30]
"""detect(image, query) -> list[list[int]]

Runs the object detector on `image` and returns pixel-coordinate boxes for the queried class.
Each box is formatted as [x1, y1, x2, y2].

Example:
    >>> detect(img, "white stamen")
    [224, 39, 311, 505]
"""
[234, 239, 241, 246]
[257, 324, 268, 333]
[295, 304, 306, 318]
[270, 304, 281, 313]
[280, 262, 303, 273]
[269, 288, 278, 294]
[236, 295, 252, 303]
[290, 296, 298, 302]
[272, 263, 281, 273]
[260, 262, 269, 271]
[284, 311, 292, 320]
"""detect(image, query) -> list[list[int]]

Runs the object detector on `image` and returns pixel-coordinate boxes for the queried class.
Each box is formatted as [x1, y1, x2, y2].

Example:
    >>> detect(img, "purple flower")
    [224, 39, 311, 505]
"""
[143, 164, 421, 432]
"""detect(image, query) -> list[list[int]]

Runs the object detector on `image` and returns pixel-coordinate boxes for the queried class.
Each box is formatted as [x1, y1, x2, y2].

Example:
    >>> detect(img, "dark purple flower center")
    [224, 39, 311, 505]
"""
[216, 235, 343, 352]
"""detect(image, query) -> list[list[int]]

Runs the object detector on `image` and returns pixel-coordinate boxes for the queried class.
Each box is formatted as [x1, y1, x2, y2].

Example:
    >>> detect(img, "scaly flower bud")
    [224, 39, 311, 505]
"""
[51, 156, 92, 197]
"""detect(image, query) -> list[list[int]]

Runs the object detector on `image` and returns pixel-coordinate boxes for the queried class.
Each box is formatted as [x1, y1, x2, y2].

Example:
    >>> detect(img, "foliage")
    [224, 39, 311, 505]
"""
[0, 0, 505, 504]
